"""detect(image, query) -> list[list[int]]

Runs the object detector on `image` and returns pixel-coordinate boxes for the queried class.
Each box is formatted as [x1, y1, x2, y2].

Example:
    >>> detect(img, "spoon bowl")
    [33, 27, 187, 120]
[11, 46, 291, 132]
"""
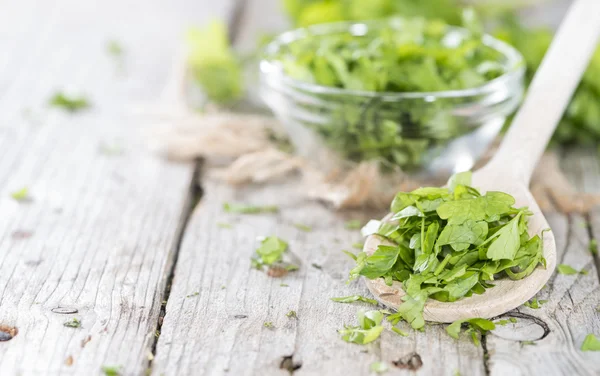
[363, 171, 556, 322]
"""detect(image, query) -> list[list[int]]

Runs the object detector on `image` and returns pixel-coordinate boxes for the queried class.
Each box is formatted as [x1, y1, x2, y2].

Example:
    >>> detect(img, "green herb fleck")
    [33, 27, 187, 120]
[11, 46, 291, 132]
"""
[186, 292, 199, 298]
[63, 318, 81, 328]
[331, 295, 378, 306]
[107, 40, 124, 57]
[223, 202, 278, 214]
[495, 319, 510, 326]
[285, 264, 299, 271]
[11, 187, 30, 202]
[294, 223, 312, 232]
[49, 92, 90, 112]
[523, 298, 547, 309]
[101, 365, 121, 376]
[557, 264, 579, 275]
[521, 340, 536, 347]
[280, 283, 289, 287]
[370, 361, 388, 374]
[251, 236, 288, 269]
[446, 318, 495, 345]
[263, 321, 274, 329]
[344, 220, 362, 230]
[286, 310, 298, 319]
[589, 239, 598, 255]
[581, 334, 600, 351]
[311, 263, 322, 270]
[352, 242, 364, 250]
[391, 326, 409, 337]
[217, 222, 233, 229]
[342, 250, 357, 260]
[338, 310, 384, 345]
[510, 318, 518, 323]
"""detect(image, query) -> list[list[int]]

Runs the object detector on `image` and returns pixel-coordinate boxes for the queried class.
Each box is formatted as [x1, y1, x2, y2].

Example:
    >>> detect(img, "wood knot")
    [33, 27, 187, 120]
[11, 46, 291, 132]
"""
[51, 307, 78, 314]
[0, 325, 18, 341]
[491, 312, 550, 342]
[392, 352, 423, 371]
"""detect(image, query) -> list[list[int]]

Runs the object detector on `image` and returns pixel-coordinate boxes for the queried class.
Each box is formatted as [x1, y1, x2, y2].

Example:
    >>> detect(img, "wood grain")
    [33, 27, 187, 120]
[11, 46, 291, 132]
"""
[152, 179, 486, 376]
[0, 0, 232, 374]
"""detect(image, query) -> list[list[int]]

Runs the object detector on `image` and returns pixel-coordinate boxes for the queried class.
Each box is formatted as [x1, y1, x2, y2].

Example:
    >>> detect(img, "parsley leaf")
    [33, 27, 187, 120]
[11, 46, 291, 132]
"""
[339, 310, 384, 345]
[590, 239, 598, 255]
[224, 202, 278, 214]
[251, 236, 289, 269]
[63, 318, 81, 328]
[557, 264, 579, 275]
[11, 187, 30, 202]
[101, 366, 121, 376]
[49, 93, 90, 112]
[581, 334, 600, 351]
[331, 295, 379, 305]
[344, 219, 363, 230]
[523, 298, 547, 309]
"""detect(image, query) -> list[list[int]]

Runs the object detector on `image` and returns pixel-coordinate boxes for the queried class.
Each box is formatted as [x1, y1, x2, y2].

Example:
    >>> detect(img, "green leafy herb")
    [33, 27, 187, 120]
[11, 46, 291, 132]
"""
[49, 92, 90, 112]
[352, 242, 364, 250]
[344, 219, 363, 230]
[339, 310, 384, 345]
[186, 21, 243, 103]
[521, 340, 536, 347]
[523, 298, 547, 309]
[447, 318, 495, 346]
[342, 250, 358, 261]
[391, 326, 409, 337]
[63, 318, 81, 328]
[557, 264, 579, 275]
[294, 223, 312, 232]
[263, 321, 275, 329]
[589, 239, 598, 255]
[107, 40, 123, 57]
[280, 283, 289, 287]
[223, 202, 279, 214]
[286, 310, 298, 319]
[11, 187, 30, 202]
[510, 318, 517, 323]
[495, 319, 510, 326]
[581, 334, 600, 351]
[370, 361, 388, 374]
[101, 366, 121, 376]
[186, 292, 199, 298]
[349, 173, 543, 329]
[331, 295, 378, 305]
[251, 236, 289, 269]
[266, 17, 508, 169]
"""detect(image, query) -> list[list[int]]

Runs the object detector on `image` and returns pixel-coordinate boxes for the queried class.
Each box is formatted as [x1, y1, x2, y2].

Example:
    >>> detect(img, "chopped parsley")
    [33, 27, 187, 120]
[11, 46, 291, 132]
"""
[557, 264, 580, 275]
[581, 334, 600, 351]
[523, 298, 547, 309]
[251, 236, 288, 269]
[286, 310, 298, 319]
[350, 172, 545, 330]
[344, 220, 363, 230]
[589, 239, 598, 255]
[370, 361, 388, 373]
[331, 295, 378, 306]
[10, 187, 30, 202]
[447, 318, 495, 346]
[63, 318, 81, 328]
[49, 92, 90, 112]
[338, 310, 384, 345]
[101, 366, 121, 376]
[294, 223, 312, 232]
[263, 321, 275, 329]
[223, 202, 278, 214]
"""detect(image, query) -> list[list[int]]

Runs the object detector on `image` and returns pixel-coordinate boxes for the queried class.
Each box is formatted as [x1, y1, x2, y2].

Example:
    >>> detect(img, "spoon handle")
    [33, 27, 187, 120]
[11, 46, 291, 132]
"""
[486, 0, 600, 184]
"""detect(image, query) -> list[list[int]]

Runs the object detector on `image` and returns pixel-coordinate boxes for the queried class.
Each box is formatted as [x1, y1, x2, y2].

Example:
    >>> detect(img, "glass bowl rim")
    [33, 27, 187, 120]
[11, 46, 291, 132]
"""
[260, 18, 526, 100]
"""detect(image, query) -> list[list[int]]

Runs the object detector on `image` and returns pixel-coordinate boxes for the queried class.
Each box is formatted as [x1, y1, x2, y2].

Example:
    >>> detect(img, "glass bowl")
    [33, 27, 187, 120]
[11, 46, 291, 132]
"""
[258, 18, 525, 178]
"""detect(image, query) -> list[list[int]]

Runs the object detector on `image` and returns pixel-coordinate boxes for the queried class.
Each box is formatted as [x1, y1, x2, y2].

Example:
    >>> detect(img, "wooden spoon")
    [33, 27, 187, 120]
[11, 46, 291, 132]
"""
[364, 0, 600, 322]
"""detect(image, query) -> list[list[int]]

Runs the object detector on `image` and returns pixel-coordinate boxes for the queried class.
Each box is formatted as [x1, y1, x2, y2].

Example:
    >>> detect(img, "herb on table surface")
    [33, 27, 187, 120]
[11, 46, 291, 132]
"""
[63, 318, 81, 328]
[294, 223, 312, 232]
[344, 219, 363, 230]
[342, 250, 357, 261]
[11, 187, 30, 202]
[107, 40, 123, 57]
[370, 361, 388, 374]
[186, 292, 199, 298]
[217, 222, 233, 229]
[339, 310, 385, 345]
[101, 366, 121, 376]
[521, 340, 536, 347]
[49, 92, 90, 112]
[523, 298, 547, 309]
[589, 239, 598, 255]
[557, 264, 580, 276]
[286, 310, 298, 319]
[446, 318, 495, 346]
[352, 242, 364, 250]
[263, 321, 275, 329]
[331, 295, 379, 306]
[349, 172, 545, 330]
[311, 263, 322, 269]
[391, 326, 409, 337]
[581, 334, 600, 351]
[510, 317, 517, 323]
[280, 283, 289, 287]
[186, 21, 243, 104]
[223, 202, 279, 214]
[251, 236, 298, 274]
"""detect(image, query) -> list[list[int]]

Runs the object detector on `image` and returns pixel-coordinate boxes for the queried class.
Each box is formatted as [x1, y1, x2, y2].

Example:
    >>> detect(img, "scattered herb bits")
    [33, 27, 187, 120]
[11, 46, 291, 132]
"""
[63, 318, 81, 328]
[251, 236, 298, 274]
[101, 365, 121, 376]
[223, 202, 279, 214]
[557, 264, 580, 276]
[581, 334, 600, 351]
[351, 172, 545, 329]
[338, 310, 384, 345]
[331, 295, 378, 306]
[10, 187, 30, 202]
[49, 92, 90, 112]
[523, 298, 547, 309]
[446, 318, 495, 346]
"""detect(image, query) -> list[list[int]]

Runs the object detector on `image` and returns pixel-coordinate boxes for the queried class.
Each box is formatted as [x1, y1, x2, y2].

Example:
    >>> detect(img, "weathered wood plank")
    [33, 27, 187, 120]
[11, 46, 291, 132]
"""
[0, 0, 233, 374]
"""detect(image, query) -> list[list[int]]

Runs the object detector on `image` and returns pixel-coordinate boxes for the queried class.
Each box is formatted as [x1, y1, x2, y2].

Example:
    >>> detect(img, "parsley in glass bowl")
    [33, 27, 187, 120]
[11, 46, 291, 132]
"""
[258, 17, 525, 176]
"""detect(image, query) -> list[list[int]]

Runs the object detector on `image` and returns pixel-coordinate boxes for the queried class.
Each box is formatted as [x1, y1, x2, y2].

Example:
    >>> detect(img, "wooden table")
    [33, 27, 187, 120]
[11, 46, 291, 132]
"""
[1, 0, 599, 375]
